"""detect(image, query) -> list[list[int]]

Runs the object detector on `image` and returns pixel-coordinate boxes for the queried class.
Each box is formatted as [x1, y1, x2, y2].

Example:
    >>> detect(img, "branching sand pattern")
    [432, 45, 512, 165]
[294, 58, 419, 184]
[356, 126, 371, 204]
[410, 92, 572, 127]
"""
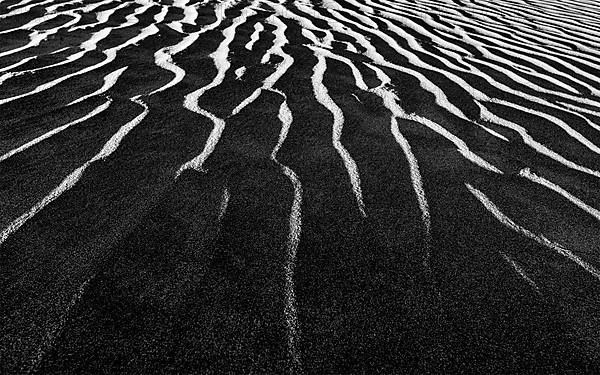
[2, 0, 600, 372]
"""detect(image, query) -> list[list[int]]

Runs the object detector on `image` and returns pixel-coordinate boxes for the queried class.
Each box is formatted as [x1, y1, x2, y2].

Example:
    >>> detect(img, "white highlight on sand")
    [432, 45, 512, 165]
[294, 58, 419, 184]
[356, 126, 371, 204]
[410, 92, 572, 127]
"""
[154, 5, 169, 23]
[245, 23, 264, 50]
[325, 2, 600, 142]
[344, 41, 358, 53]
[556, 102, 600, 133]
[177, 113, 225, 175]
[367, 64, 503, 174]
[298, 2, 511, 145]
[466, 183, 600, 281]
[294, 3, 359, 52]
[272, 92, 303, 373]
[301, 44, 436, 262]
[29, 276, 92, 373]
[359, 64, 435, 264]
[302, 0, 600, 174]
[148, 0, 239, 97]
[179, 6, 253, 175]
[261, 16, 289, 65]
[470, 31, 600, 96]
[0, 12, 61, 35]
[0, 99, 112, 163]
[232, 15, 292, 116]
[5, 0, 35, 9]
[45, 0, 83, 13]
[170, 0, 199, 30]
[518, 168, 600, 222]
[449, 17, 600, 103]
[218, 186, 230, 222]
[311, 52, 366, 217]
[0, 0, 54, 19]
[0, 56, 37, 76]
[391, 117, 433, 263]
[478, 104, 600, 178]
[500, 252, 540, 293]
[497, 101, 600, 157]
[0, 12, 81, 58]
[68, 66, 128, 106]
[0, 28, 112, 85]
[0, 45, 89, 81]
[78, 0, 113, 13]
[0, 99, 148, 246]
[70, 2, 129, 31]
[234, 67, 246, 80]
[113, 2, 153, 30]
[0, 25, 158, 106]
[149, 33, 199, 96]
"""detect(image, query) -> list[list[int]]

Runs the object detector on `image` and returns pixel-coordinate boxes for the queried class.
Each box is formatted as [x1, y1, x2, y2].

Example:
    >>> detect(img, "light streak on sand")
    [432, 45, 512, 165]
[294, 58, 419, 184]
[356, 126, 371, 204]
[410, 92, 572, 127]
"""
[68, 66, 129, 106]
[299, 2, 510, 144]
[0, 0, 54, 19]
[304, 44, 435, 263]
[305, 45, 368, 90]
[0, 13, 61, 34]
[154, 5, 169, 24]
[232, 15, 292, 116]
[183, 2, 253, 107]
[0, 28, 113, 85]
[149, 33, 201, 96]
[149, 0, 239, 98]
[471, 32, 600, 96]
[356, 64, 433, 265]
[5, 0, 34, 8]
[179, 6, 253, 175]
[272, 92, 303, 373]
[0, 25, 159, 106]
[311, 51, 367, 217]
[0, 56, 37, 74]
[500, 252, 540, 293]
[177, 113, 225, 175]
[45, 0, 83, 13]
[70, 2, 129, 31]
[556, 102, 600, 133]
[0, 13, 81, 58]
[173, 0, 199, 26]
[0, 98, 112, 163]
[326, 2, 600, 143]
[466, 183, 600, 281]
[113, 2, 153, 30]
[29, 276, 92, 374]
[518, 168, 600, 222]
[234, 67, 246, 80]
[494, 100, 600, 157]
[218, 186, 230, 222]
[77, 0, 114, 13]
[478, 104, 600, 179]
[245, 23, 264, 50]
[391, 117, 432, 265]
[0, 99, 148, 246]
[307, 42, 497, 261]
[367, 64, 503, 174]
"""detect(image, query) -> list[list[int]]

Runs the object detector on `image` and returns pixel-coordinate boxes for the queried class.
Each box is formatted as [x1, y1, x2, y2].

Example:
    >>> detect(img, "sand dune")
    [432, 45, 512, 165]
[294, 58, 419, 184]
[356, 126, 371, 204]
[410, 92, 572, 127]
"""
[1, 0, 600, 372]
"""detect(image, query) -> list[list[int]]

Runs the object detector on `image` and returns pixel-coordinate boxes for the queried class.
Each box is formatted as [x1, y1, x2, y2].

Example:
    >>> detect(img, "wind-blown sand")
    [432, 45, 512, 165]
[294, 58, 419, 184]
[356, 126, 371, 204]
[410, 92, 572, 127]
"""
[2, 0, 600, 373]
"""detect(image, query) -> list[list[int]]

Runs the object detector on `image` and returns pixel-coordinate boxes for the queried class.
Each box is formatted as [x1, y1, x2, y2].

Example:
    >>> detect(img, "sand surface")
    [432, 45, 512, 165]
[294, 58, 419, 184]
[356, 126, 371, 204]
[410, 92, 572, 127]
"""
[2, 0, 600, 372]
